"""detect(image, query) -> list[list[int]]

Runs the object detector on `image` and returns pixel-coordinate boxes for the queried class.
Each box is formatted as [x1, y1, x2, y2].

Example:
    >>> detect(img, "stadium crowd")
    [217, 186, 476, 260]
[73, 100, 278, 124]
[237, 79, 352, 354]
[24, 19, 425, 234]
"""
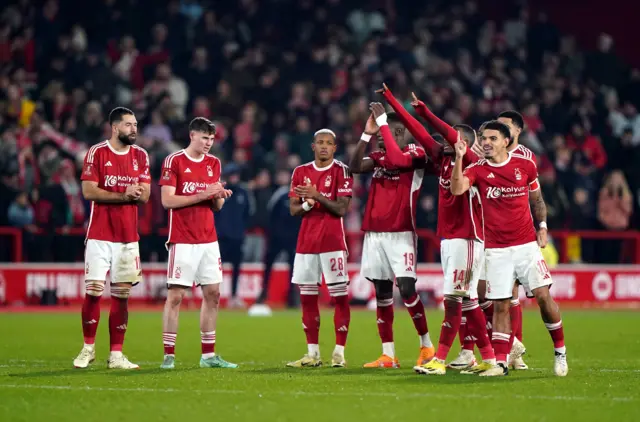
[0, 0, 638, 265]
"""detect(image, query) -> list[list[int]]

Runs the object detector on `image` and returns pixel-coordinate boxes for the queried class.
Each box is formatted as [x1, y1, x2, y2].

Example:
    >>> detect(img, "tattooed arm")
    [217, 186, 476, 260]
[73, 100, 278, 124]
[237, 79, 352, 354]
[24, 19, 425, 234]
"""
[529, 188, 548, 248]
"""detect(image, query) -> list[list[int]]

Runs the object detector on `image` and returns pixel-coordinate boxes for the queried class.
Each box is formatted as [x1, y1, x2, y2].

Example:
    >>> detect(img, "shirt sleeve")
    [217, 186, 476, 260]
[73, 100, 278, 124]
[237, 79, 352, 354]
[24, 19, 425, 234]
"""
[288, 167, 301, 198]
[407, 144, 427, 169]
[463, 163, 478, 186]
[159, 155, 178, 188]
[527, 161, 540, 191]
[367, 151, 383, 167]
[80, 148, 100, 183]
[138, 149, 151, 183]
[336, 165, 353, 198]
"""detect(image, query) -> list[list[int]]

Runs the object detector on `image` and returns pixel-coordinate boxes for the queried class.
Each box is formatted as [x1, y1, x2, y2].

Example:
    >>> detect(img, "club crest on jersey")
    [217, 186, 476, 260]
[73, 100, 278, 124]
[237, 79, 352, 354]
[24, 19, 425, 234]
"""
[174, 266, 181, 279]
[514, 168, 522, 181]
[304, 176, 311, 186]
[324, 175, 332, 187]
[133, 159, 138, 171]
[207, 165, 213, 177]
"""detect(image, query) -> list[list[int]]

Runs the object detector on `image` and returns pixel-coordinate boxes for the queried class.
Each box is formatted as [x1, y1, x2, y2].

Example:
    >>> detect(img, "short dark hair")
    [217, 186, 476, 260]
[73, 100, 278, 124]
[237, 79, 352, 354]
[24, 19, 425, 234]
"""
[387, 111, 402, 125]
[453, 124, 476, 145]
[431, 133, 445, 144]
[189, 117, 216, 135]
[109, 107, 134, 125]
[497, 110, 524, 130]
[482, 120, 512, 146]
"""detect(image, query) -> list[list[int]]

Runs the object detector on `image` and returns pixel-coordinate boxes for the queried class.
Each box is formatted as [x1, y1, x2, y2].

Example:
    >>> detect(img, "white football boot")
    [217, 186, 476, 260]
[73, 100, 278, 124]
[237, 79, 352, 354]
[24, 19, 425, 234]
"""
[73, 345, 96, 368]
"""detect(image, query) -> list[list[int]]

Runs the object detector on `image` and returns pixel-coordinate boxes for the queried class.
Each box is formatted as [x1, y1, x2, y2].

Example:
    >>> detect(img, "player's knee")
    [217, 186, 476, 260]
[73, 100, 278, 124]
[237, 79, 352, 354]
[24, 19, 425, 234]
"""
[396, 277, 416, 300]
[110, 284, 131, 299]
[166, 287, 186, 307]
[202, 286, 221, 307]
[327, 282, 348, 298]
[493, 298, 510, 315]
[533, 286, 551, 306]
[373, 280, 393, 300]
[85, 280, 105, 297]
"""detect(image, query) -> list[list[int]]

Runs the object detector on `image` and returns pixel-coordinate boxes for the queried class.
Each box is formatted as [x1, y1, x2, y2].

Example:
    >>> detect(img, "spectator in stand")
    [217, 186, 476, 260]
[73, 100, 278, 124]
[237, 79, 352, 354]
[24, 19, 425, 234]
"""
[598, 170, 633, 263]
[215, 163, 254, 308]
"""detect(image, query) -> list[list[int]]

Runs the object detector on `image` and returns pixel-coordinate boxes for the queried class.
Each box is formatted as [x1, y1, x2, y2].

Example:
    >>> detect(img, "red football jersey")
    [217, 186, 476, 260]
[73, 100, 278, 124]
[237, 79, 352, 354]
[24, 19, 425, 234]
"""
[289, 160, 353, 254]
[362, 144, 426, 233]
[431, 150, 484, 241]
[159, 150, 221, 244]
[463, 153, 540, 248]
[81, 140, 151, 243]
[511, 143, 535, 161]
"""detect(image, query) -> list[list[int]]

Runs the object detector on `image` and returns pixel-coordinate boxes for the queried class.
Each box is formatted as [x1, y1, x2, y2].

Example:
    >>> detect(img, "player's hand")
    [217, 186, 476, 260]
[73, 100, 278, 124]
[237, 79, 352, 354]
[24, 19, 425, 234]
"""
[537, 228, 548, 248]
[410, 92, 424, 107]
[454, 133, 467, 159]
[364, 113, 378, 135]
[471, 140, 484, 157]
[374, 82, 389, 95]
[305, 198, 316, 208]
[199, 182, 225, 200]
[369, 102, 386, 119]
[215, 189, 233, 199]
[124, 184, 142, 201]
[294, 184, 319, 200]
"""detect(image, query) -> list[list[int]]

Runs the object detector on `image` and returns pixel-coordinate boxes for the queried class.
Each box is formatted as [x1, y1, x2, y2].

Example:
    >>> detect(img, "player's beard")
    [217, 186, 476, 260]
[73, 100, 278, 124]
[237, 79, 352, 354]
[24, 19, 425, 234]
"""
[118, 132, 137, 146]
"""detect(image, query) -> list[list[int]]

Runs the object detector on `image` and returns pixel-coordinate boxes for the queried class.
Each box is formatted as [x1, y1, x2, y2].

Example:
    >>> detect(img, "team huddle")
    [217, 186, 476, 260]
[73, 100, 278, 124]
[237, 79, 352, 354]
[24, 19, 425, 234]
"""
[286, 84, 567, 377]
[72, 87, 568, 377]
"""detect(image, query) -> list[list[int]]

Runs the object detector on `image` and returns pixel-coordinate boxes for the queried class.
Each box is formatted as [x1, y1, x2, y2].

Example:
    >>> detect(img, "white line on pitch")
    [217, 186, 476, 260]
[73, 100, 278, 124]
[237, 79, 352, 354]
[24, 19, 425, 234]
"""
[0, 384, 635, 402]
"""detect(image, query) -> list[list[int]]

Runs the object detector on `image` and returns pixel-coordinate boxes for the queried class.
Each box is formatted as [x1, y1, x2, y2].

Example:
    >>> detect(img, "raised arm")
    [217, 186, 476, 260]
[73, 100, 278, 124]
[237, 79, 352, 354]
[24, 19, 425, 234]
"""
[451, 141, 472, 196]
[378, 84, 442, 159]
[411, 94, 459, 146]
[369, 104, 421, 168]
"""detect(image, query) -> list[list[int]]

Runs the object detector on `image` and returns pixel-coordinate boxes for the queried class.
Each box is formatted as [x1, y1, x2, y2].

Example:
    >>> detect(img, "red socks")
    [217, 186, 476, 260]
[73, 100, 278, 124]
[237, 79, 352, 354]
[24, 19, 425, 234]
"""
[545, 320, 565, 351]
[404, 293, 428, 336]
[201, 331, 216, 355]
[480, 300, 494, 339]
[435, 298, 462, 360]
[300, 288, 320, 346]
[463, 301, 495, 360]
[163, 332, 177, 355]
[376, 298, 394, 343]
[332, 294, 350, 347]
[492, 332, 511, 364]
[81, 294, 101, 345]
[509, 299, 523, 350]
[108, 297, 128, 352]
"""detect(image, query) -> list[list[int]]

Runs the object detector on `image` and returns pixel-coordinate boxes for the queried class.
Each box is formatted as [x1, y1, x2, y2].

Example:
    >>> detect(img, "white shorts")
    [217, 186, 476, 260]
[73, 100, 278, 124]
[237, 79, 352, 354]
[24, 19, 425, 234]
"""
[360, 231, 417, 281]
[292, 251, 349, 285]
[484, 241, 553, 300]
[85, 239, 141, 284]
[440, 238, 484, 299]
[167, 242, 223, 287]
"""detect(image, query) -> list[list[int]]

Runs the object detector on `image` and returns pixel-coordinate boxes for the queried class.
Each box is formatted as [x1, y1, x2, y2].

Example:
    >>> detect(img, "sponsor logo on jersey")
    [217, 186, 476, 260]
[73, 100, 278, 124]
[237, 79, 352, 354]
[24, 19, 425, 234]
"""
[104, 175, 138, 187]
[487, 172, 495, 178]
[163, 170, 171, 180]
[182, 181, 207, 194]
[338, 180, 351, 193]
[324, 175, 332, 187]
[133, 159, 138, 171]
[105, 161, 112, 167]
[84, 165, 92, 176]
[486, 185, 527, 199]
[185, 168, 192, 173]
[439, 177, 451, 190]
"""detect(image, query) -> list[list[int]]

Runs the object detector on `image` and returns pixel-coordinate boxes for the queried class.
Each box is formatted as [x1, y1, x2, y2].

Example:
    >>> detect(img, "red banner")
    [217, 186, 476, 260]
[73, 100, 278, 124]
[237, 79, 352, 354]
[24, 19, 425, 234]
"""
[1, 263, 640, 307]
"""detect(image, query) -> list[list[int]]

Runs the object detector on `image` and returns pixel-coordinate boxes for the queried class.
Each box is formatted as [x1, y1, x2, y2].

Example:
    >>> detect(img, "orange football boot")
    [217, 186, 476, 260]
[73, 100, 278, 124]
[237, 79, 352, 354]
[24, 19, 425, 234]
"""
[416, 346, 436, 366]
[363, 354, 400, 368]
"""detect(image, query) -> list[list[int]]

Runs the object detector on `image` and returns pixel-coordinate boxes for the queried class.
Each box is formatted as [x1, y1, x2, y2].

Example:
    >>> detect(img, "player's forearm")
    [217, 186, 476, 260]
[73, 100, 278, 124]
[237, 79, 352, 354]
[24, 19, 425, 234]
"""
[290, 202, 307, 216]
[161, 194, 206, 210]
[412, 102, 458, 145]
[314, 196, 349, 218]
[349, 140, 370, 174]
[382, 91, 442, 157]
[530, 193, 548, 227]
[82, 184, 129, 204]
[450, 160, 468, 195]
[379, 125, 412, 167]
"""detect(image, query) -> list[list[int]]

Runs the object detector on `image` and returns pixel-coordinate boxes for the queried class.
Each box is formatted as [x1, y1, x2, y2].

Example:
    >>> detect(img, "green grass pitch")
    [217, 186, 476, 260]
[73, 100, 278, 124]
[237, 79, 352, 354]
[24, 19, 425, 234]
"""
[1, 309, 639, 422]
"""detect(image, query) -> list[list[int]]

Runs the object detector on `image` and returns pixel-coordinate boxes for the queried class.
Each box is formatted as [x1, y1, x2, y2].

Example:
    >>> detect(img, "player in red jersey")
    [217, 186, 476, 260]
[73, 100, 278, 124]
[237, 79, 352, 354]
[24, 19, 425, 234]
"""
[380, 86, 496, 375]
[451, 120, 568, 377]
[471, 110, 532, 370]
[158, 117, 237, 370]
[348, 103, 435, 369]
[74, 107, 150, 369]
[286, 128, 353, 368]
